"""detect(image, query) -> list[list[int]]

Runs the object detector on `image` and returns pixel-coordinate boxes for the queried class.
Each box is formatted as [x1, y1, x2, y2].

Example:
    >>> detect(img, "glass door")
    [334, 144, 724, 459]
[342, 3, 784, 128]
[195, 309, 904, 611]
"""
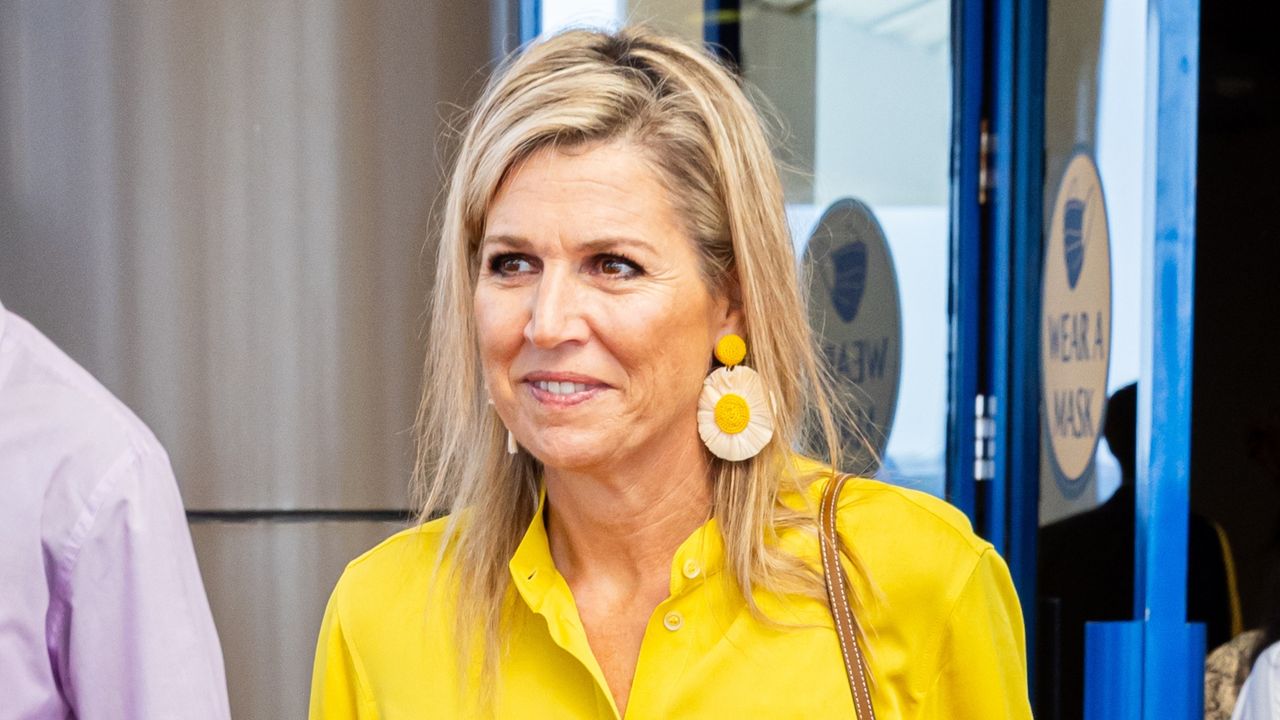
[536, 0, 956, 499]
[975, 0, 1209, 716]
[722, 0, 955, 499]
[1032, 1, 1155, 716]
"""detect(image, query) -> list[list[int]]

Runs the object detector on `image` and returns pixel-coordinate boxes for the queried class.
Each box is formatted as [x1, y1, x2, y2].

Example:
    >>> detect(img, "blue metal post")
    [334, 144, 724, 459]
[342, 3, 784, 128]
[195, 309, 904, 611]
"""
[1135, 0, 1204, 715]
[1084, 622, 1143, 720]
[945, 0, 984, 524]
[1085, 0, 1205, 716]
[985, 0, 1015, 556]
[1002, 0, 1046, 674]
[986, 0, 1047, 571]
[520, 0, 541, 43]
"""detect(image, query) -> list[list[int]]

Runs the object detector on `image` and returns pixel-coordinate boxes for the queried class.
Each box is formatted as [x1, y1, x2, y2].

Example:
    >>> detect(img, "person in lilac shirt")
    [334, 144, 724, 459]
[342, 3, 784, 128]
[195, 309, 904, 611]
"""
[0, 298, 230, 719]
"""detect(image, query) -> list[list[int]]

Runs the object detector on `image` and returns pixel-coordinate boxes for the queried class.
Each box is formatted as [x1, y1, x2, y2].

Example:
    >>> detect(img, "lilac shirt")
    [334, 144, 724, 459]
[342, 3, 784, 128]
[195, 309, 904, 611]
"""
[0, 301, 230, 719]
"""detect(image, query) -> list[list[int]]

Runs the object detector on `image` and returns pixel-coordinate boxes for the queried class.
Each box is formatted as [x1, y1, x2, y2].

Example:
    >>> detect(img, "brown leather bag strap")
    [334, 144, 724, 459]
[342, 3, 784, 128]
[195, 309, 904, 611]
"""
[819, 472, 877, 720]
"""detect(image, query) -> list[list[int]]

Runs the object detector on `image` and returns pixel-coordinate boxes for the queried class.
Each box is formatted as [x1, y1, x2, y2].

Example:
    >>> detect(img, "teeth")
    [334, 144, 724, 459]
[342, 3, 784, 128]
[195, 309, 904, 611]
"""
[535, 381, 590, 395]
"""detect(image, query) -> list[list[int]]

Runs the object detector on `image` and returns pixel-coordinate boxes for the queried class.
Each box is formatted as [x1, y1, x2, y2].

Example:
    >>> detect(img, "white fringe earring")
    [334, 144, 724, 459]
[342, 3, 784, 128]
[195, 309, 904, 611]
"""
[488, 394, 518, 455]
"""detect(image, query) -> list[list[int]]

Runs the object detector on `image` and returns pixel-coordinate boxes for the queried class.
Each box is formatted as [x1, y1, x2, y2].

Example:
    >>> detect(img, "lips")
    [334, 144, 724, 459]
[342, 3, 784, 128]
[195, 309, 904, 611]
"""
[521, 372, 609, 405]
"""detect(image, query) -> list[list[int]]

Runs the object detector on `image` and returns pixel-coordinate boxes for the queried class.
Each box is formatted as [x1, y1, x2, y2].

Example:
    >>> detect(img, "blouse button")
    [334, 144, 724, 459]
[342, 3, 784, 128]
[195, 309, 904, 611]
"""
[663, 611, 684, 632]
[682, 559, 701, 579]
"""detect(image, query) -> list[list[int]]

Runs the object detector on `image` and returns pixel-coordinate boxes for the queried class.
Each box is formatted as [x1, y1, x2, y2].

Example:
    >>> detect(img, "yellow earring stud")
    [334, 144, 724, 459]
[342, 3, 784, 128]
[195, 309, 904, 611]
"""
[715, 334, 747, 368]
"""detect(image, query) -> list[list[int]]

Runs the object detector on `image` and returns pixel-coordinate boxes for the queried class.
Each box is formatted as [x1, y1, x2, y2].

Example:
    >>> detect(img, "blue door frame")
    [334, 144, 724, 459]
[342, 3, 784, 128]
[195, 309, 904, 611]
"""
[1084, 0, 1206, 717]
[947, 0, 1044, 649]
[947, 0, 985, 534]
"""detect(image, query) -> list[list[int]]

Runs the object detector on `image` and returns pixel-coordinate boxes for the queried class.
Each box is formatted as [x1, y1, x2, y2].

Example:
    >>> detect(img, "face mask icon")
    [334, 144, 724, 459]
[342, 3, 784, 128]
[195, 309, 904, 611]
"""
[824, 240, 868, 324]
[1063, 198, 1086, 290]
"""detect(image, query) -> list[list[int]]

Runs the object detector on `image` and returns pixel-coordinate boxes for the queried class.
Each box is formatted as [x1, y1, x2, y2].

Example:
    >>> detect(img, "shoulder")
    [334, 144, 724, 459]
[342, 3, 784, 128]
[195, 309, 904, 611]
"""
[787, 457, 990, 565]
[0, 309, 167, 486]
[784, 458, 1002, 616]
[328, 516, 457, 627]
[336, 516, 452, 592]
[1, 309, 180, 568]
[834, 475, 987, 553]
[834, 475, 995, 602]
[321, 516, 465, 684]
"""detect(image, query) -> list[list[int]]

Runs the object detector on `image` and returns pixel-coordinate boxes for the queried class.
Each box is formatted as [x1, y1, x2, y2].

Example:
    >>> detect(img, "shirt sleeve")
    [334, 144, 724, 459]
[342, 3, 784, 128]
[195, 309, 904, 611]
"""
[310, 578, 379, 719]
[1231, 645, 1280, 720]
[922, 548, 1033, 719]
[52, 444, 230, 720]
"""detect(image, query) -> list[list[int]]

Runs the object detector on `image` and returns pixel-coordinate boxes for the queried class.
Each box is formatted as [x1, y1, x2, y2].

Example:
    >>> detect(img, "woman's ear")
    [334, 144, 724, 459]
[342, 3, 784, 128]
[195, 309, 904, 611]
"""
[720, 305, 744, 339]
[714, 279, 745, 338]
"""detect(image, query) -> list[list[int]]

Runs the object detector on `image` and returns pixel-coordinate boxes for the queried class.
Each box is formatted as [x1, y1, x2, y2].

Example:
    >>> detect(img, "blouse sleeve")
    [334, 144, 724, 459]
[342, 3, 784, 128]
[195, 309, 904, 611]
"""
[309, 584, 379, 720]
[922, 548, 1033, 719]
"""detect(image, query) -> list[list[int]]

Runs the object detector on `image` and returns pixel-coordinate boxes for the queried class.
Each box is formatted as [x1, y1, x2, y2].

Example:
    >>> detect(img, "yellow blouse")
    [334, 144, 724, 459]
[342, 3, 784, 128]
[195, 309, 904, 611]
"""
[310, 471, 1032, 718]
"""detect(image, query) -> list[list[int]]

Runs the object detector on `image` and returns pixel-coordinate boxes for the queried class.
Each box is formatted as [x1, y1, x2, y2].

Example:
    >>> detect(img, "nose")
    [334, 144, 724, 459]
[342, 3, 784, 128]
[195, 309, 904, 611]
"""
[524, 267, 590, 348]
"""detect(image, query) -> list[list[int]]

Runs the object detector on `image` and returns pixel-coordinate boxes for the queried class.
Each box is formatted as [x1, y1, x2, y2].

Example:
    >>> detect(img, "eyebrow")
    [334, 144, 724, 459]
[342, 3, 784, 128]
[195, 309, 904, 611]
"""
[479, 234, 660, 256]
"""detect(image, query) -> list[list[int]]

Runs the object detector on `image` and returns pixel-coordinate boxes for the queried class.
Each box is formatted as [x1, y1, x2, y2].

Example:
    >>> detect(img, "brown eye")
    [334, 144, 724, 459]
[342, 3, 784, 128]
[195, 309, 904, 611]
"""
[489, 253, 536, 276]
[595, 254, 643, 279]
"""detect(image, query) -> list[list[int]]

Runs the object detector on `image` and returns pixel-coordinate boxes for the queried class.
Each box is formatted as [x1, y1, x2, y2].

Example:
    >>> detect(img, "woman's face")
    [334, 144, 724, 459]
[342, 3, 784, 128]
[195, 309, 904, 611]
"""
[475, 140, 739, 473]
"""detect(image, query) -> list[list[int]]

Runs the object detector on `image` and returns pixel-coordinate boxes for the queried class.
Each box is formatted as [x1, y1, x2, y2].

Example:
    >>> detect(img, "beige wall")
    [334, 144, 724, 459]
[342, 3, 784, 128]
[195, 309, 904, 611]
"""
[1, 1, 491, 512]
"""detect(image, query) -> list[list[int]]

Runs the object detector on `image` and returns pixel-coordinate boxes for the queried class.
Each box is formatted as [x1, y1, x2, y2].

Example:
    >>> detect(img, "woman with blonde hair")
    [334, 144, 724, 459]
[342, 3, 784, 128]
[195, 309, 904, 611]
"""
[310, 26, 1031, 719]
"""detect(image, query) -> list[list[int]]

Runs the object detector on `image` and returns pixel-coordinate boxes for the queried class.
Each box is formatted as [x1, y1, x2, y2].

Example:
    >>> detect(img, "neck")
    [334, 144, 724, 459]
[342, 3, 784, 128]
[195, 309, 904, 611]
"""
[543, 441, 713, 590]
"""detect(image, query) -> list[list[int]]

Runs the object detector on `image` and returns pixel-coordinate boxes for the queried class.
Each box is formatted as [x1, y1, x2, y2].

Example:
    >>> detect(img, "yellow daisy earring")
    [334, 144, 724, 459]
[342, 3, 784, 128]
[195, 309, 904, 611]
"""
[697, 334, 775, 461]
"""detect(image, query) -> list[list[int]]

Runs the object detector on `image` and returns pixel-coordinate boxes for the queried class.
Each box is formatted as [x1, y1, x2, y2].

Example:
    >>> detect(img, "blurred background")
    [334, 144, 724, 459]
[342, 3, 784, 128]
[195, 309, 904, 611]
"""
[3, 1, 1278, 718]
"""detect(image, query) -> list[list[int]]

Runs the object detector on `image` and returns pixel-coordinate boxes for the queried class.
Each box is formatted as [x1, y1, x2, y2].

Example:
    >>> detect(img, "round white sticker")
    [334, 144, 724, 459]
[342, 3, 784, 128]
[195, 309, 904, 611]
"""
[803, 198, 903, 461]
[1041, 153, 1112, 494]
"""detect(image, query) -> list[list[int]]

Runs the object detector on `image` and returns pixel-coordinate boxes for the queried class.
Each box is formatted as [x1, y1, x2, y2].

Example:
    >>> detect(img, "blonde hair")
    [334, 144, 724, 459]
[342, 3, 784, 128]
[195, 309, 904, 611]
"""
[414, 25, 866, 702]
